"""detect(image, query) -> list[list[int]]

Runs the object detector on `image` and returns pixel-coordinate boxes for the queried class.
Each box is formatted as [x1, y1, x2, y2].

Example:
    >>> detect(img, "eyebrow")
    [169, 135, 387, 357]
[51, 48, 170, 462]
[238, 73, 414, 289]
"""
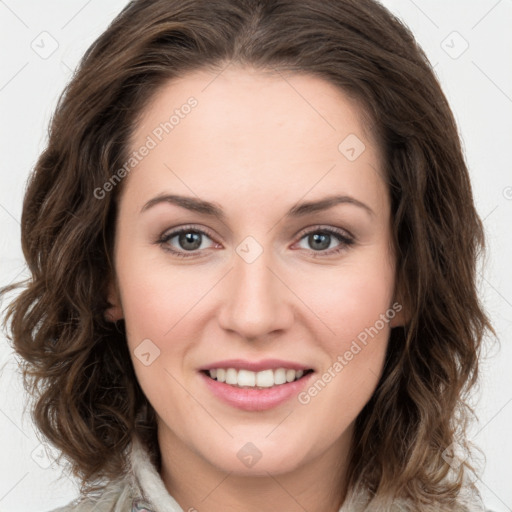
[140, 193, 375, 219]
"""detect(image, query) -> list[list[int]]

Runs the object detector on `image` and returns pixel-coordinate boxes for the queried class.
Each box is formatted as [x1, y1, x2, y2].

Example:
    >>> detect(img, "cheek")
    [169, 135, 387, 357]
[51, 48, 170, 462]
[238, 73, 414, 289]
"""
[297, 263, 394, 426]
[116, 247, 209, 346]
[116, 260, 204, 411]
[296, 255, 395, 348]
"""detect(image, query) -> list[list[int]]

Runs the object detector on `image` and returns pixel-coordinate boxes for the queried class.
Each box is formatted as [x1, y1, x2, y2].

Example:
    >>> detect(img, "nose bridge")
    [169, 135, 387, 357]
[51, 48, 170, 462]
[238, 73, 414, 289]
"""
[218, 240, 292, 339]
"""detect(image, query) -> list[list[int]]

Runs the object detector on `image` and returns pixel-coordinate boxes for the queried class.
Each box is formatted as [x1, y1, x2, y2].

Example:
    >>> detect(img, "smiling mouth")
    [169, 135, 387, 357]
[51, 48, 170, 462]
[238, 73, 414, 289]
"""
[200, 368, 315, 389]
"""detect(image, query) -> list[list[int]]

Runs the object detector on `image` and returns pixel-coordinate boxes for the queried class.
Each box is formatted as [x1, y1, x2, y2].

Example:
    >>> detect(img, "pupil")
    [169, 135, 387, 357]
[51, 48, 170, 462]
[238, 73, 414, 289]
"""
[179, 232, 201, 250]
[310, 233, 330, 250]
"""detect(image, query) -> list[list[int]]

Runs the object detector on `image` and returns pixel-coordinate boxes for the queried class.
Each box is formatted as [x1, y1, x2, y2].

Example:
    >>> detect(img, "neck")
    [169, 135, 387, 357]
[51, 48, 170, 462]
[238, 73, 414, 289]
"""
[157, 422, 352, 512]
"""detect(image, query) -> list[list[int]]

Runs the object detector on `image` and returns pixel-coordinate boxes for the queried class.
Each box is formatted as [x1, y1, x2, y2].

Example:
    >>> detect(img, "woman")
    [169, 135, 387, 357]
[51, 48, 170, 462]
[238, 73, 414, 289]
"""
[0, 0, 495, 510]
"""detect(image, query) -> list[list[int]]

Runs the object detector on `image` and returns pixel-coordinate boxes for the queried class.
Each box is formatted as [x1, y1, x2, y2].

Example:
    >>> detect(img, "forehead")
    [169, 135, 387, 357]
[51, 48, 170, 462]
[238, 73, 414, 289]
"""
[123, 66, 386, 216]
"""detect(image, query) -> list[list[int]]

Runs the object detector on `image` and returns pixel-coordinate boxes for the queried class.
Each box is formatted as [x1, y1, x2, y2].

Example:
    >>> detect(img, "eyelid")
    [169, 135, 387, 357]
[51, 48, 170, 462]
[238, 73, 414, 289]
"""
[294, 224, 355, 242]
[159, 224, 218, 242]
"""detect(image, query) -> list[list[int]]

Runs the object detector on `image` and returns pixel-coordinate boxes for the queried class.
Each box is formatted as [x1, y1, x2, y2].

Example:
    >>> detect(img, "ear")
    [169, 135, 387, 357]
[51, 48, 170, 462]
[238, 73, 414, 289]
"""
[105, 278, 123, 322]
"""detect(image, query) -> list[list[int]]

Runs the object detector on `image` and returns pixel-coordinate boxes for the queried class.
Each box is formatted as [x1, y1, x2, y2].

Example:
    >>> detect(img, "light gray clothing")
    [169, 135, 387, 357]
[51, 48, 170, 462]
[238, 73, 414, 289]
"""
[48, 435, 488, 512]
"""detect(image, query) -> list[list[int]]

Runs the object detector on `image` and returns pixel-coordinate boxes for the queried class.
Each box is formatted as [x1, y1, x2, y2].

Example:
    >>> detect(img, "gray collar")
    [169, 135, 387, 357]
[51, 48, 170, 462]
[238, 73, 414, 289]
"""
[127, 434, 485, 512]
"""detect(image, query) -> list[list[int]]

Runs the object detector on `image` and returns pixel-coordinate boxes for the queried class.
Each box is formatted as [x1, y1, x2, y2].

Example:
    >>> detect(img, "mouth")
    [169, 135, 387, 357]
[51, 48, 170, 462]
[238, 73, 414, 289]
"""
[199, 366, 316, 411]
[200, 368, 315, 390]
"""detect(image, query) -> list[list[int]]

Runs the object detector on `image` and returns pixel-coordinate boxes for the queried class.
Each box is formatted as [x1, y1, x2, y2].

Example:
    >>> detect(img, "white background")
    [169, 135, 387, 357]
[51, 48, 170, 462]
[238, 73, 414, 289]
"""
[0, 1, 511, 511]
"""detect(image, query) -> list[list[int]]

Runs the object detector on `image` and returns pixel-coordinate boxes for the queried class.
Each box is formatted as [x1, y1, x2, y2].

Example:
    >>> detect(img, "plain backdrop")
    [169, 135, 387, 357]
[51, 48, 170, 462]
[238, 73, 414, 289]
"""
[0, 1, 511, 511]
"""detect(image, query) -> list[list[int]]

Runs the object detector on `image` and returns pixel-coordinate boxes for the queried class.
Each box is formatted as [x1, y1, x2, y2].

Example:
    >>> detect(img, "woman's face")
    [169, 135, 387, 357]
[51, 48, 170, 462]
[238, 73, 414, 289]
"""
[108, 66, 404, 478]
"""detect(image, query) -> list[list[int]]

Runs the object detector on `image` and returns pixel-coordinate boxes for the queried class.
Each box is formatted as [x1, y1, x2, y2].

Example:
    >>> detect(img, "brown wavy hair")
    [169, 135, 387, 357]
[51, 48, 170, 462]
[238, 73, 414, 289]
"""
[0, 0, 495, 509]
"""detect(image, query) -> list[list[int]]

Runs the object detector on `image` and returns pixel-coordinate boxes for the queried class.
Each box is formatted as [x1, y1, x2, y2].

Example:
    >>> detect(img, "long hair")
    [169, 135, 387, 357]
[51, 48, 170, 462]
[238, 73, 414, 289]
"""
[0, 0, 495, 509]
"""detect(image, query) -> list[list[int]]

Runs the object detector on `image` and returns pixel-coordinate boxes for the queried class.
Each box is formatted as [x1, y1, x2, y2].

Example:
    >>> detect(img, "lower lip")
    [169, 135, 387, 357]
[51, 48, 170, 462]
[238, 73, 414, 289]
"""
[199, 371, 314, 411]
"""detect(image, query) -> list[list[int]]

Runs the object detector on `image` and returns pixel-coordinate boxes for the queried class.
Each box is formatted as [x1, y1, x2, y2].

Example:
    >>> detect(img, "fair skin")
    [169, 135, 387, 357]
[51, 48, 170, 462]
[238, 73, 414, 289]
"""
[107, 65, 406, 512]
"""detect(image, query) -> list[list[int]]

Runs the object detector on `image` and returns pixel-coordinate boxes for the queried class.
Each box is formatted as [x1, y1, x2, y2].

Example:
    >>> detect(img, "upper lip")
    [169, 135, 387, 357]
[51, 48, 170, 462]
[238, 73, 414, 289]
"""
[199, 359, 313, 372]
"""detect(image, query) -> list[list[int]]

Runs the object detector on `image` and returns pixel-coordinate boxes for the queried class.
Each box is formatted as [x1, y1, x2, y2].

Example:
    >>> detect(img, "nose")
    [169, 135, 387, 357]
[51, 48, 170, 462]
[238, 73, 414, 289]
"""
[217, 245, 295, 340]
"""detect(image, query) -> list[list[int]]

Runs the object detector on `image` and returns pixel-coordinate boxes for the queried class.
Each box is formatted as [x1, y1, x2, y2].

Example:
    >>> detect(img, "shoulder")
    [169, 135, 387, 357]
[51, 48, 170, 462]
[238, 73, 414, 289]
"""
[45, 479, 134, 512]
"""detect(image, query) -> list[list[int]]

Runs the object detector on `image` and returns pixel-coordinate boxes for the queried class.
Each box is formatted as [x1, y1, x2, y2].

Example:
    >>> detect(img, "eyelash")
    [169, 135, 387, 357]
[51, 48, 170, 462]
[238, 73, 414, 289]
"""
[155, 224, 355, 259]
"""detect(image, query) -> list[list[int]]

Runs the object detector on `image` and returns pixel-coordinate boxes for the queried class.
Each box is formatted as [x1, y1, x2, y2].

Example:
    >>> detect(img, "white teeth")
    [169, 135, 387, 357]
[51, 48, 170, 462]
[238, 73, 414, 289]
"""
[207, 367, 308, 388]
[256, 369, 274, 388]
[274, 368, 287, 385]
[238, 369, 256, 387]
[225, 368, 238, 385]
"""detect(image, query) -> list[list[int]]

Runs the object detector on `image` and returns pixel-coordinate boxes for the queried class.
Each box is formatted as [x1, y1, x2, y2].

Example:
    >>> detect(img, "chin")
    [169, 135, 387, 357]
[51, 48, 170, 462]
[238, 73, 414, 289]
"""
[204, 440, 308, 476]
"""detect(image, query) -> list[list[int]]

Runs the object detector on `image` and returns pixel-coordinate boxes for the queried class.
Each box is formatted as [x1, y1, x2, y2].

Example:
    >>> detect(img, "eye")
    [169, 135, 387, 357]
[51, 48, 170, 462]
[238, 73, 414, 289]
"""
[294, 226, 355, 257]
[156, 225, 219, 258]
[156, 224, 355, 259]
